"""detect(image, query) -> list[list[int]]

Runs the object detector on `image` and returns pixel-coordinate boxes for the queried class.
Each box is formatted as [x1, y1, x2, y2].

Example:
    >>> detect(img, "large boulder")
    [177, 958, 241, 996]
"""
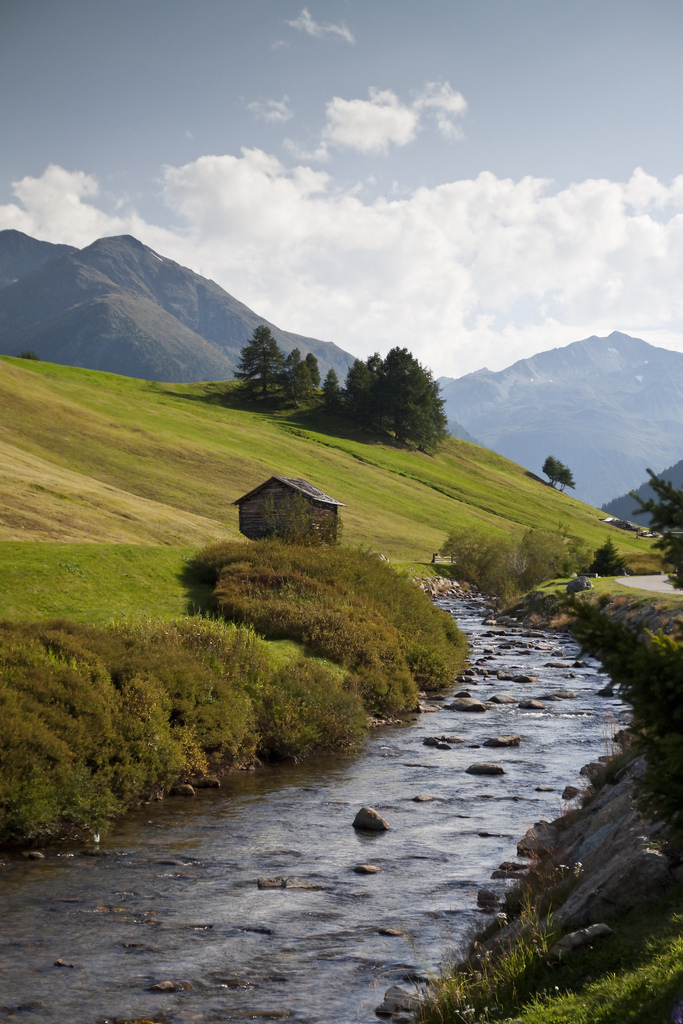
[483, 735, 521, 747]
[353, 806, 390, 831]
[466, 762, 505, 776]
[448, 697, 488, 712]
[566, 576, 594, 593]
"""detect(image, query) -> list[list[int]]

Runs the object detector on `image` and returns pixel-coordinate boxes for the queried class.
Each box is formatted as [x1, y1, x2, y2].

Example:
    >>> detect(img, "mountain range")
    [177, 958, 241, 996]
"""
[0, 230, 355, 382]
[438, 332, 683, 508]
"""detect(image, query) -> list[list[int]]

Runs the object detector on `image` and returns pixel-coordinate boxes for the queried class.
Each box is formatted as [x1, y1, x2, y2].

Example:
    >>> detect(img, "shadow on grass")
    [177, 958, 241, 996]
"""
[155, 382, 429, 455]
[178, 560, 214, 616]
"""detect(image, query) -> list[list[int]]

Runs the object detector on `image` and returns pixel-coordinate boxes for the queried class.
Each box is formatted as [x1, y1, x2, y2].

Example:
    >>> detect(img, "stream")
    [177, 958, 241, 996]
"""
[0, 596, 626, 1023]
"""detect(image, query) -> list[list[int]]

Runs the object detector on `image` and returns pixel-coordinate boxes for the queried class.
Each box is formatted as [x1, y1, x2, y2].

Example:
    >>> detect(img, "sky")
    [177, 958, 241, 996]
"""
[3, 0, 683, 377]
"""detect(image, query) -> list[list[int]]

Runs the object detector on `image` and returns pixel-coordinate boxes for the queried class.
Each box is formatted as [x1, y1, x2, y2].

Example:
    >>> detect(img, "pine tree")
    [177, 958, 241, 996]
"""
[344, 358, 376, 427]
[304, 352, 320, 387]
[590, 537, 628, 575]
[235, 325, 284, 400]
[292, 360, 313, 406]
[322, 368, 341, 410]
[377, 347, 447, 448]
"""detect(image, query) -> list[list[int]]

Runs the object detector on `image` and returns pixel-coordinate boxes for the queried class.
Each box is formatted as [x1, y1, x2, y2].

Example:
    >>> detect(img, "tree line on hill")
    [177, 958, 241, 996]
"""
[236, 325, 447, 450]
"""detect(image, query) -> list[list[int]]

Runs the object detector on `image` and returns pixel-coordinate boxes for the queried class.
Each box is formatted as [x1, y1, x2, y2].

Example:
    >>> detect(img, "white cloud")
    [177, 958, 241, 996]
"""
[322, 89, 418, 154]
[317, 82, 467, 155]
[247, 95, 294, 124]
[4, 159, 683, 377]
[414, 81, 467, 140]
[283, 137, 330, 162]
[286, 8, 354, 44]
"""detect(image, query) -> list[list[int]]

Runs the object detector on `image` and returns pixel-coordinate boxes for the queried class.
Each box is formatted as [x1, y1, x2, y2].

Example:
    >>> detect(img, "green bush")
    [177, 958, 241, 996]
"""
[442, 526, 592, 600]
[190, 540, 468, 710]
[0, 615, 364, 844]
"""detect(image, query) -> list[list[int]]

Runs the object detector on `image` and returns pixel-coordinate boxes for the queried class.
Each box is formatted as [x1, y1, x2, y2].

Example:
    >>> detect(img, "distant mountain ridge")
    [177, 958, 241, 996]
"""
[438, 332, 683, 508]
[0, 231, 356, 382]
[0, 230, 77, 289]
[602, 456, 683, 525]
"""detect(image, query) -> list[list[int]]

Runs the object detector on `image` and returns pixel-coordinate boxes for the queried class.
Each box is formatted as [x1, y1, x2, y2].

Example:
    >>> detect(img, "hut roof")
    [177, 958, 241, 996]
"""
[233, 476, 346, 507]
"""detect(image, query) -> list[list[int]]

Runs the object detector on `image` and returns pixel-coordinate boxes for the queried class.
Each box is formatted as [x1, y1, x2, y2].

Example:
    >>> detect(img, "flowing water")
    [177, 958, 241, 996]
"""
[0, 597, 626, 1023]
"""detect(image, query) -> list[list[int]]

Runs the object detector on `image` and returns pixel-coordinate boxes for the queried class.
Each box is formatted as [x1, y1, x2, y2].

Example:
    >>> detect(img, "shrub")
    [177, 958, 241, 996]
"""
[190, 540, 468, 710]
[442, 526, 591, 600]
[0, 615, 365, 844]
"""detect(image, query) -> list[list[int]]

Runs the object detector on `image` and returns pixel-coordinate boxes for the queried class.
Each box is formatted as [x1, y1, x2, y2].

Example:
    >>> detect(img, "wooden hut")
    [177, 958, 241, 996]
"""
[233, 476, 346, 541]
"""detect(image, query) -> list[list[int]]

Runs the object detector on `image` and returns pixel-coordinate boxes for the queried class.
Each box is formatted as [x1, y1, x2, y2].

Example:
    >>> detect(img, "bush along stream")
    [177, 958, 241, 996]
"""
[0, 591, 624, 1024]
[0, 546, 468, 845]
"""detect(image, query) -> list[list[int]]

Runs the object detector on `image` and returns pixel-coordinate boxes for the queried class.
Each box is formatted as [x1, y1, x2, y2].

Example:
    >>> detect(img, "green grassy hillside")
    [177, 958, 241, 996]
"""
[0, 355, 655, 565]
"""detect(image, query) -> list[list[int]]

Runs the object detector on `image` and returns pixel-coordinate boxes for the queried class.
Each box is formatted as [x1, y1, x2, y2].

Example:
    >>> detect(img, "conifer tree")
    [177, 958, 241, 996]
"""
[322, 368, 341, 410]
[235, 325, 284, 400]
[304, 352, 320, 387]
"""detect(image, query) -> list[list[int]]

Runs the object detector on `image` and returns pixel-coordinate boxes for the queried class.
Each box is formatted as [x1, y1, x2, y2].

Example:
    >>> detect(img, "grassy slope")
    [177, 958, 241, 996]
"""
[0, 542, 206, 623]
[0, 356, 656, 562]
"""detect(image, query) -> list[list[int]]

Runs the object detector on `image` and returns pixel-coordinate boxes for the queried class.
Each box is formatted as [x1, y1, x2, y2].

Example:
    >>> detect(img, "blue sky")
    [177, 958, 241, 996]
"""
[3, 0, 683, 375]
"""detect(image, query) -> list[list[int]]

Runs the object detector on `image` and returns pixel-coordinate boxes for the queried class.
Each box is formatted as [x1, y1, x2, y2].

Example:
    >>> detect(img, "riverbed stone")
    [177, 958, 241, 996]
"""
[423, 737, 439, 747]
[375, 985, 421, 1015]
[353, 806, 390, 831]
[169, 784, 195, 797]
[513, 674, 538, 683]
[149, 980, 192, 991]
[488, 693, 517, 704]
[562, 785, 581, 800]
[22, 851, 45, 860]
[492, 861, 528, 878]
[413, 794, 435, 802]
[435, 741, 452, 750]
[466, 762, 505, 776]
[354, 863, 381, 874]
[448, 697, 488, 712]
[518, 699, 546, 710]
[257, 876, 323, 890]
[453, 689, 472, 697]
[192, 776, 220, 789]
[483, 735, 521, 747]
[378, 926, 407, 936]
[477, 888, 499, 908]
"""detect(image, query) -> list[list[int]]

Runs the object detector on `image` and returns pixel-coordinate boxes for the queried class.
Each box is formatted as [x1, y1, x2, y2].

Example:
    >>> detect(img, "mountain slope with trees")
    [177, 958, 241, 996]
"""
[0, 354, 655, 569]
[0, 230, 355, 382]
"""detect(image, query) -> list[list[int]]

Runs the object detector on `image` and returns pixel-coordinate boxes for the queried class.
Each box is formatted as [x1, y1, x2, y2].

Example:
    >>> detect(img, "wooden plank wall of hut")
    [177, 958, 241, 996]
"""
[238, 480, 338, 540]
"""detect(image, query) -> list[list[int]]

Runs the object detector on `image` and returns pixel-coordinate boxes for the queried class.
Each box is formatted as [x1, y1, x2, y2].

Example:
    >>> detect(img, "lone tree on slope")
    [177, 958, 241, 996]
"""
[543, 455, 575, 491]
